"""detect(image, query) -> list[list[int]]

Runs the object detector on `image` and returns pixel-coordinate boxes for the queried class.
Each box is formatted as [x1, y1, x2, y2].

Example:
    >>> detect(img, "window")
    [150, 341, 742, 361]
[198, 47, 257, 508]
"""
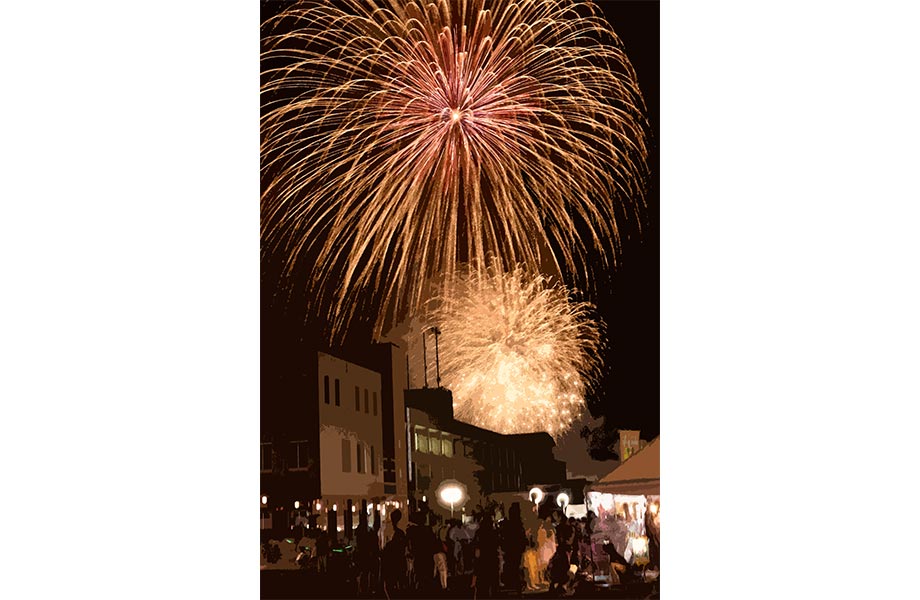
[370, 446, 376, 475]
[324, 376, 330, 404]
[356, 442, 365, 473]
[415, 430, 429, 453]
[372, 392, 378, 416]
[290, 441, 311, 469]
[342, 438, 351, 472]
[429, 435, 440, 456]
[441, 439, 453, 458]
[364, 389, 369, 413]
[334, 379, 340, 406]
[260, 443, 271, 472]
[355, 386, 360, 411]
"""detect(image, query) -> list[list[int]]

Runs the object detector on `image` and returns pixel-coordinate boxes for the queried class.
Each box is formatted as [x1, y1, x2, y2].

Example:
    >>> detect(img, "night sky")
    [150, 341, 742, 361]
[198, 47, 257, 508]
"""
[261, 0, 660, 475]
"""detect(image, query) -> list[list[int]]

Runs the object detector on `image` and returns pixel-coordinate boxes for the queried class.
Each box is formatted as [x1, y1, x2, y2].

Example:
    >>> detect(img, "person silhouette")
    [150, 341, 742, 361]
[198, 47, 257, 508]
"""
[355, 511, 379, 596]
[473, 516, 500, 598]
[382, 509, 407, 598]
[407, 511, 437, 593]
[499, 502, 528, 595]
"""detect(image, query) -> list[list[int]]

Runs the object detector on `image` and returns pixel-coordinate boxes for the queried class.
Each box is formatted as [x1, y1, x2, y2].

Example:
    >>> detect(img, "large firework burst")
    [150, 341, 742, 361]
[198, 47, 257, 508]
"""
[405, 261, 603, 437]
[262, 0, 649, 338]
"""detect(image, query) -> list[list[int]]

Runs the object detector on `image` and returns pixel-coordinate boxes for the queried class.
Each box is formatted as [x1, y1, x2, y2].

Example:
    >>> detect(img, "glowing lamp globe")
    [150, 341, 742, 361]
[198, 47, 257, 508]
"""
[529, 487, 545, 505]
[440, 486, 462, 506]
[435, 479, 467, 517]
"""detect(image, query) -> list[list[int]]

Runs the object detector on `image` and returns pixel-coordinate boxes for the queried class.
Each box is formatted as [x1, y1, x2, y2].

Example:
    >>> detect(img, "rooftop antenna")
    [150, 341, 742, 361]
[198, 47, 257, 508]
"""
[432, 327, 441, 388]
[422, 331, 429, 388]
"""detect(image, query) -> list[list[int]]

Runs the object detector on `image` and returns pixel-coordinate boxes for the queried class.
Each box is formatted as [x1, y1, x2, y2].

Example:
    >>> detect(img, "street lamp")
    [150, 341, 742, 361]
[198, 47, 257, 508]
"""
[436, 479, 467, 518]
[261, 495, 268, 506]
[556, 492, 570, 515]
[529, 487, 544, 505]
[294, 500, 300, 510]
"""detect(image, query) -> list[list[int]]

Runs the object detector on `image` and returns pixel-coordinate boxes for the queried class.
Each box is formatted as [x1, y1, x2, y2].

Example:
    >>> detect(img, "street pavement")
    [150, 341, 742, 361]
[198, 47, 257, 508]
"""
[260, 570, 658, 599]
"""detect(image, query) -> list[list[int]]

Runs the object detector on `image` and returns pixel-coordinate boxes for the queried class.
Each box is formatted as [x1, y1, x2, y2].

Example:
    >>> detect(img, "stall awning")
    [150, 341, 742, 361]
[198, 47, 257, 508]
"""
[590, 437, 659, 496]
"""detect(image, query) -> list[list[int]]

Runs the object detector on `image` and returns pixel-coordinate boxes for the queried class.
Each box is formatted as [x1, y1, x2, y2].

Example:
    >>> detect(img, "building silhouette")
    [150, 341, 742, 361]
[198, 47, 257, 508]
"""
[261, 342, 573, 536]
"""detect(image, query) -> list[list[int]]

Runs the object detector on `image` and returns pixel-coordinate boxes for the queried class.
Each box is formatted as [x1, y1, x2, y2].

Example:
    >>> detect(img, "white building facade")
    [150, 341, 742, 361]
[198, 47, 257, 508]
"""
[317, 352, 386, 532]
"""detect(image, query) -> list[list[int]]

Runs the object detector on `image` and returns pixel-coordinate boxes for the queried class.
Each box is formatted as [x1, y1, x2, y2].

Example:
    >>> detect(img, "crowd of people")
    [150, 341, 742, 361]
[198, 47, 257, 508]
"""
[265, 497, 651, 598]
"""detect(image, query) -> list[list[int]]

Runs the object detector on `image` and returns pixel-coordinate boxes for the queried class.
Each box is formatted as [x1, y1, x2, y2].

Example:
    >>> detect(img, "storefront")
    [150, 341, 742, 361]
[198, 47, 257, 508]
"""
[587, 437, 660, 580]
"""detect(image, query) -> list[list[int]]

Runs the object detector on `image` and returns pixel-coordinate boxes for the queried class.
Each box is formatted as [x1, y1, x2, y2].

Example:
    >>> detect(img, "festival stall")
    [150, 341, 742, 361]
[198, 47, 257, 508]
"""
[587, 437, 660, 580]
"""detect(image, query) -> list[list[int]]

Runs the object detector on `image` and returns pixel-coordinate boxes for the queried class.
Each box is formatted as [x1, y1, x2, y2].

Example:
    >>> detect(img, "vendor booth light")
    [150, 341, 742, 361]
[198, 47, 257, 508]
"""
[261, 495, 268, 505]
[649, 501, 659, 516]
[600, 493, 614, 512]
[630, 536, 650, 565]
[556, 492, 570, 509]
[422, 495, 426, 502]
[332, 504, 337, 511]
[315, 501, 322, 511]
[294, 501, 300, 509]
[586, 491, 601, 508]
[351, 505, 356, 513]
[529, 487, 544, 505]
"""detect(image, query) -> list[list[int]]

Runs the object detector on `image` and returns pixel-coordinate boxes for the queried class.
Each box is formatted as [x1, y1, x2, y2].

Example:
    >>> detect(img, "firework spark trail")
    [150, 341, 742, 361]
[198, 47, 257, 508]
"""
[406, 261, 603, 437]
[262, 0, 649, 338]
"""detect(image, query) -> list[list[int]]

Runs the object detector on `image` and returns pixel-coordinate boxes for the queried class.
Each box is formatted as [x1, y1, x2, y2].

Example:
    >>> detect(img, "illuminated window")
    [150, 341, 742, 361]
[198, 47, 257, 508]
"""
[430, 435, 441, 456]
[324, 376, 330, 404]
[441, 439, 453, 458]
[415, 430, 429, 453]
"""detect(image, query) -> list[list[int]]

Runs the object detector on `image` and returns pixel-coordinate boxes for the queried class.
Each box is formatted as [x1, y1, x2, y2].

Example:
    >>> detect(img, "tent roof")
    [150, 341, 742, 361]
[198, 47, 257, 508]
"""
[590, 436, 659, 495]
